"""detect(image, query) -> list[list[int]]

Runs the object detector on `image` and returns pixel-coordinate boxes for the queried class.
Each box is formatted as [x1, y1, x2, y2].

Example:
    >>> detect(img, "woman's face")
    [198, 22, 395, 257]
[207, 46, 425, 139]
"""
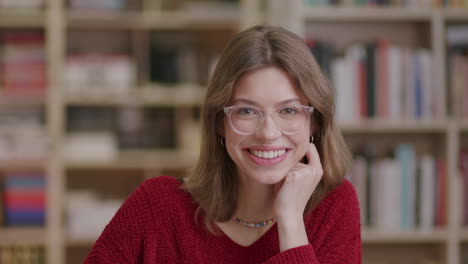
[223, 66, 312, 185]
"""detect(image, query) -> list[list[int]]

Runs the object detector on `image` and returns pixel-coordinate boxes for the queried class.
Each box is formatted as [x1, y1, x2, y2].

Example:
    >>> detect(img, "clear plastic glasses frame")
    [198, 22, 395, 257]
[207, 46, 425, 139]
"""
[223, 105, 314, 135]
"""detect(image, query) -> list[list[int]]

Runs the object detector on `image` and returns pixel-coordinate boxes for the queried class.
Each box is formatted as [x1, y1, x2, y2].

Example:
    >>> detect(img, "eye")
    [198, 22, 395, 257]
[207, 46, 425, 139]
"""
[234, 107, 260, 116]
[279, 106, 299, 116]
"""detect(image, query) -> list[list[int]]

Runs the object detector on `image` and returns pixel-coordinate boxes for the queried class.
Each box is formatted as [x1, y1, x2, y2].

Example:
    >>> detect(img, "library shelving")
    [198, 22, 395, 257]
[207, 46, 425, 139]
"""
[268, 1, 468, 264]
[1, 0, 468, 263]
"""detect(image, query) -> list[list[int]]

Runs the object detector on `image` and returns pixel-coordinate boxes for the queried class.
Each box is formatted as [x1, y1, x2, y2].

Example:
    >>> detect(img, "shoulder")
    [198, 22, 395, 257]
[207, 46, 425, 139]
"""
[138, 175, 194, 211]
[140, 175, 184, 193]
[323, 179, 358, 205]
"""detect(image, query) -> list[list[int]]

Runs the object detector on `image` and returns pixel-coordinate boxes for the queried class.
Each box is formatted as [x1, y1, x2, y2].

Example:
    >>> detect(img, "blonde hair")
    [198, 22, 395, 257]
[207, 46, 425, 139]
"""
[182, 25, 351, 233]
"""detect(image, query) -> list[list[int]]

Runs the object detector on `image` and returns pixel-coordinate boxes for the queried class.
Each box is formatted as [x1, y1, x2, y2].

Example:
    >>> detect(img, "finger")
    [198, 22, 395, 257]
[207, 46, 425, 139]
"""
[306, 142, 321, 167]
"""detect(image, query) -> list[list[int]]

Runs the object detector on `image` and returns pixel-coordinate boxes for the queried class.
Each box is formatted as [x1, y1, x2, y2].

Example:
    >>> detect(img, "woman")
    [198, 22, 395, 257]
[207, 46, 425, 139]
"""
[84, 25, 361, 263]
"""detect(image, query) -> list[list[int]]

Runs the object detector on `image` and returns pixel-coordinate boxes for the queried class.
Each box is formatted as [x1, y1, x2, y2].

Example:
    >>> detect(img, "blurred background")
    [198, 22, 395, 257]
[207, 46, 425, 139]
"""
[0, 0, 467, 263]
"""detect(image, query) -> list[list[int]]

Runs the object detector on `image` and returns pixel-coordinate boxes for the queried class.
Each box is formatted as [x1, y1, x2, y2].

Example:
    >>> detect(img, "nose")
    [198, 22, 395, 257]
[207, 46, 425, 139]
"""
[255, 114, 282, 140]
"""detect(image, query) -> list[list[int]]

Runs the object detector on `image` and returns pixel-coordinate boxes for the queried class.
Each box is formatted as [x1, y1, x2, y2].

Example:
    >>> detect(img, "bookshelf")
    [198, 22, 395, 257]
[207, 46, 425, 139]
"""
[268, 1, 468, 264]
[1, 0, 468, 263]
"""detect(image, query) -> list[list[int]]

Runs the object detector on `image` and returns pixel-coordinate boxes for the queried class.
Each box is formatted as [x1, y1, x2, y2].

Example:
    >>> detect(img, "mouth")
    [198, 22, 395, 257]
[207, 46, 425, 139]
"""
[244, 147, 291, 166]
[247, 149, 288, 159]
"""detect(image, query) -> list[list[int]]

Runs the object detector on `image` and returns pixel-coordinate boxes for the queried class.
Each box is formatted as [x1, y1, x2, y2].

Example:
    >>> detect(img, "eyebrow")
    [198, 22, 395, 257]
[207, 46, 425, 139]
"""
[230, 98, 305, 106]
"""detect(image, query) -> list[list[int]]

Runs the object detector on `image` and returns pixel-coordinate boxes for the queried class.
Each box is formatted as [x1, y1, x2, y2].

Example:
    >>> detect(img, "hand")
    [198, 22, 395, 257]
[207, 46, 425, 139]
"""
[273, 143, 323, 223]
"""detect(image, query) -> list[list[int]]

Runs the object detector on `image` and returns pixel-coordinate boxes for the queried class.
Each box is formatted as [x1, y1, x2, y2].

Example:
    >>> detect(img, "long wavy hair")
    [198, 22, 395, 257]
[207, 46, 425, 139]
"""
[182, 25, 351, 233]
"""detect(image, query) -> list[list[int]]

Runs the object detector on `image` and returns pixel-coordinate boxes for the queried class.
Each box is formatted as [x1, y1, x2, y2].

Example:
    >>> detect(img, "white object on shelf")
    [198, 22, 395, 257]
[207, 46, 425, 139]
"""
[64, 132, 118, 163]
[67, 190, 122, 240]
[65, 53, 135, 94]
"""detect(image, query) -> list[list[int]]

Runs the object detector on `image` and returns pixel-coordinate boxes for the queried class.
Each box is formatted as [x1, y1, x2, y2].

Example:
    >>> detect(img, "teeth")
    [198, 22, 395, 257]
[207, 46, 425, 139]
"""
[249, 149, 286, 159]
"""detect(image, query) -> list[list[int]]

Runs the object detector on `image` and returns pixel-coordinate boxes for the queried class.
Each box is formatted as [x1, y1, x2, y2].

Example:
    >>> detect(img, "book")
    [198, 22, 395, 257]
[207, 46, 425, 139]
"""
[374, 158, 401, 231]
[3, 171, 46, 226]
[419, 155, 435, 231]
[395, 144, 416, 230]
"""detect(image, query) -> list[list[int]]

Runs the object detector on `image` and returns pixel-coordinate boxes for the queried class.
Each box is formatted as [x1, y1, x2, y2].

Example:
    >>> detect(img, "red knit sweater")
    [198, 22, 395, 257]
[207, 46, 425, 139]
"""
[84, 176, 361, 263]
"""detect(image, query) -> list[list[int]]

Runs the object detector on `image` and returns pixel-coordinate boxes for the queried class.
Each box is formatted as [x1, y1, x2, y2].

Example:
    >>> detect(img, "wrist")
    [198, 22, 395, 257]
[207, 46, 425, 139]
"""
[276, 215, 308, 252]
[276, 212, 303, 226]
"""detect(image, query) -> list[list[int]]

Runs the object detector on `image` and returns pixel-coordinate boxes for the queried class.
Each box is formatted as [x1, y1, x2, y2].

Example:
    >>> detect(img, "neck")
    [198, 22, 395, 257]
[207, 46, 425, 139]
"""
[234, 175, 276, 222]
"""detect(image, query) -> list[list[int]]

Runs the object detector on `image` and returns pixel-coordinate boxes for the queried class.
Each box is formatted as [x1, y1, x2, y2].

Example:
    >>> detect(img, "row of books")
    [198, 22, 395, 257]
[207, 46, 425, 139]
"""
[0, 172, 46, 227]
[0, 0, 43, 9]
[64, 32, 215, 94]
[311, 39, 443, 122]
[0, 107, 48, 162]
[0, 32, 46, 98]
[0, 245, 45, 264]
[66, 106, 176, 153]
[305, 0, 468, 7]
[347, 144, 446, 231]
[150, 32, 210, 86]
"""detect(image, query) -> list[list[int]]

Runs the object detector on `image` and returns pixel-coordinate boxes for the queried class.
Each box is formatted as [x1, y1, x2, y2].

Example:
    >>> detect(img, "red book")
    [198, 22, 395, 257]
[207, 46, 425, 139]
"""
[377, 40, 389, 119]
[358, 61, 367, 118]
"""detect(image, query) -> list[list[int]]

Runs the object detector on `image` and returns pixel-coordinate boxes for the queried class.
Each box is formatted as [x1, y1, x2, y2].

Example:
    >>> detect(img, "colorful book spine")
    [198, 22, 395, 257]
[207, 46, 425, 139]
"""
[348, 144, 441, 231]
[0, 32, 46, 97]
[2, 172, 46, 227]
[307, 38, 437, 122]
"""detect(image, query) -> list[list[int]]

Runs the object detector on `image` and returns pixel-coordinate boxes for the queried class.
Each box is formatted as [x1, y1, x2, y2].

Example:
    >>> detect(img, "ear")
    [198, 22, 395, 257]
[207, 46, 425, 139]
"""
[216, 117, 225, 137]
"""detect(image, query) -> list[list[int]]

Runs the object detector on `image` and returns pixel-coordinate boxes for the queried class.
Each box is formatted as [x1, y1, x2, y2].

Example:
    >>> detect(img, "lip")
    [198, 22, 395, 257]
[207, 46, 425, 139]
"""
[243, 147, 290, 166]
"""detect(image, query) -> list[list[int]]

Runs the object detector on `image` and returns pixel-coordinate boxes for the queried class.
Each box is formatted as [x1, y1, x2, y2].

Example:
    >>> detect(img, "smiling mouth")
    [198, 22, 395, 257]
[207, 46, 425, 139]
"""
[247, 149, 288, 159]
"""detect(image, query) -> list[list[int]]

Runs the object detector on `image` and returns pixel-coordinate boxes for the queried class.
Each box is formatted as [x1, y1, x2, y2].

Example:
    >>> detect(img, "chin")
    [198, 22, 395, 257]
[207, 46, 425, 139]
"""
[247, 167, 290, 185]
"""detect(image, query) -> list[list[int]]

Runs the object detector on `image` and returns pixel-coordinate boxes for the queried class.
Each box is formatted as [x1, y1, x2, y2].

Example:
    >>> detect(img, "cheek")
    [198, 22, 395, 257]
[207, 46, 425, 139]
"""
[224, 126, 244, 158]
[292, 133, 310, 157]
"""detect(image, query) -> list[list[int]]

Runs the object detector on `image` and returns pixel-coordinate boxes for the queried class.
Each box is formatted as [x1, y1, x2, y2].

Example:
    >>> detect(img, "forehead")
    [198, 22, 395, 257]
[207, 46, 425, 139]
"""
[231, 66, 307, 106]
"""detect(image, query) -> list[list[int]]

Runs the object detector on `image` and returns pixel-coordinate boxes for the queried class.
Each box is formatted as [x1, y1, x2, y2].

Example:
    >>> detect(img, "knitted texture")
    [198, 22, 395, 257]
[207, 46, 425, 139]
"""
[84, 176, 361, 264]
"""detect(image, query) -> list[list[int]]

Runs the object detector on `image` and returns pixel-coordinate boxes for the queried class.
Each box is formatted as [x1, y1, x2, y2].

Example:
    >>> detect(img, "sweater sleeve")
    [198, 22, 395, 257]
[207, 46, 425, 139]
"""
[83, 182, 153, 264]
[261, 181, 362, 264]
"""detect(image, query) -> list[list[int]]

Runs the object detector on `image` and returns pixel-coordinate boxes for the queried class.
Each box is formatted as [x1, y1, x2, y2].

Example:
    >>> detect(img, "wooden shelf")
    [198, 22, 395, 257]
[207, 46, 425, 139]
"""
[67, 10, 141, 29]
[66, 150, 197, 170]
[66, 237, 95, 247]
[142, 10, 240, 30]
[67, 10, 240, 30]
[460, 120, 468, 132]
[461, 228, 468, 242]
[65, 84, 205, 107]
[302, 7, 431, 22]
[0, 94, 46, 108]
[362, 228, 449, 243]
[0, 227, 46, 244]
[0, 159, 47, 171]
[338, 120, 449, 134]
[0, 10, 45, 28]
[444, 8, 468, 21]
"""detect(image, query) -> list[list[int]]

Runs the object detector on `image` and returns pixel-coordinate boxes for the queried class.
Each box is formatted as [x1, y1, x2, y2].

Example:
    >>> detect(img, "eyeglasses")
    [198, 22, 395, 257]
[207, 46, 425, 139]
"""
[223, 105, 314, 135]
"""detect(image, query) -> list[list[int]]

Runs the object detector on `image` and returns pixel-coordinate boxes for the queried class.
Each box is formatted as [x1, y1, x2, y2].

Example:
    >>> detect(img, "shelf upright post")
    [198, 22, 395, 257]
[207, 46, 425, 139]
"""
[447, 120, 461, 264]
[46, 0, 66, 263]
